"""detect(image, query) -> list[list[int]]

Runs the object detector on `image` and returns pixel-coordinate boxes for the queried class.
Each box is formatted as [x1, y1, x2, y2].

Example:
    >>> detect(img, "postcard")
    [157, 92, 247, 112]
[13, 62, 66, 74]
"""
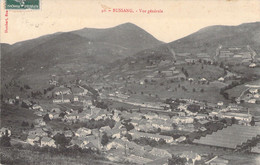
[1, 0, 260, 164]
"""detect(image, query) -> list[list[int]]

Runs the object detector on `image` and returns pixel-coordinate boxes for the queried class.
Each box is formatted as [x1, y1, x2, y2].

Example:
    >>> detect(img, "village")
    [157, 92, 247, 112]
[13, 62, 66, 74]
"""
[1, 68, 260, 165]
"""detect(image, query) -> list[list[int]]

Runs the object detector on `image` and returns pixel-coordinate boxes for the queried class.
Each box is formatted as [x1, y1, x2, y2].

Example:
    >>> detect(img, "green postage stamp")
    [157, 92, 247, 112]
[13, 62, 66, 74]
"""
[5, 0, 40, 9]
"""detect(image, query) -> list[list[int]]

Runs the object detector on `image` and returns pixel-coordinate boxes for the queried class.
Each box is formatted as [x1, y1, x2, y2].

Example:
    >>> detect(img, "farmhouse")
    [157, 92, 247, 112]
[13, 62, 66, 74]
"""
[22, 100, 32, 108]
[249, 88, 258, 94]
[249, 63, 256, 68]
[248, 99, 256, 104]
[218, 112, 252, 122]
[75, 127, 92, 137]
[27, 134, 40, 145]
[129, 130, 174, 143]
[180, 151, 201, 165]
[40, 137, 56, 148]
[64, 130, 74, 138]
[0, 127, 11, 137]
[149, 148, 171, 158]
[53, 87, 71, 96]
[218, 77, 224, 82]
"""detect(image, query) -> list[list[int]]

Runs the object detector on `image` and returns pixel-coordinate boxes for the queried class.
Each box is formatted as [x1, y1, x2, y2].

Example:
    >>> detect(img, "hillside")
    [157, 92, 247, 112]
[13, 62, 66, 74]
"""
[72, 23, 163, 54]
[168, 22, 260, 55]
[1, 23, 163, 90]
[134, 22, 260, 60]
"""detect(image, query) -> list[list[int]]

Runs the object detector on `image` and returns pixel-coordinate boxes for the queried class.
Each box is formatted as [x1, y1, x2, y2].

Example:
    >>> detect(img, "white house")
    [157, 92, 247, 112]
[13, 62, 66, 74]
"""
[249, 88, 258, 94]
[248, 99, 256, 104]
[218, 77, 225, 82]
[249, 63, 256, 68]
[217, 101, 224, 106]
[0, 127, 11, 137]
[180, 151, 201, 165]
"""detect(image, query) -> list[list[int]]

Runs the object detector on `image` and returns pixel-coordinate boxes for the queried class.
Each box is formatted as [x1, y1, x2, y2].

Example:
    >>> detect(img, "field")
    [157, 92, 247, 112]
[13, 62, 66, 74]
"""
[177, 64, 225, 81]
[0, 147, 111, 165]
[123, 80, 228, 104]
[226, 79, 260, 99]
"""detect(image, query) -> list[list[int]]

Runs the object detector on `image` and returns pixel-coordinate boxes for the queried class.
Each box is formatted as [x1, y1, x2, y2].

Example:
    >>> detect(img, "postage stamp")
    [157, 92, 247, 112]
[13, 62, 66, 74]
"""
[5, 0, 40, 10]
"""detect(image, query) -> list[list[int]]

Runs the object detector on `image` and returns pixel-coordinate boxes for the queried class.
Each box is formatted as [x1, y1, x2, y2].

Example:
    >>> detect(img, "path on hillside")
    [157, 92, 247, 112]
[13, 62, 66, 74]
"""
[237, 87, 250, 101]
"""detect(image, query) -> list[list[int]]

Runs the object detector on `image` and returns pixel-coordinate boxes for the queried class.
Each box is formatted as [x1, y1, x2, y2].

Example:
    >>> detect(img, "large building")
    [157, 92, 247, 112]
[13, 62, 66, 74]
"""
[193, 125, 260, 150]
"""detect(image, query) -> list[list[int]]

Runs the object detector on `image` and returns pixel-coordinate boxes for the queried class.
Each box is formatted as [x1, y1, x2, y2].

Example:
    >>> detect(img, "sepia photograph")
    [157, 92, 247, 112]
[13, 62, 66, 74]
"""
[1, 0, 260, 164]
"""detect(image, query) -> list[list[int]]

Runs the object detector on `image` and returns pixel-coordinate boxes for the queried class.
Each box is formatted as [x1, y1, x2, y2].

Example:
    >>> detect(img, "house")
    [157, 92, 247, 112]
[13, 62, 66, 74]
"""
[175, 136, 186, 143]
[185, 59, 196, 63]
[0, 127, 11, 137]
[53, 87, 71, 96]
[218, 112, 252, 122]
[249, 63, 256, 68]
[40, 137, 56, 148]
[86, 141, 99, 151]
[227, 105, 240, 111]
[172, 116, 194, 124]
[49, 79, 58, 86]
[136, 124, 156, 132]
[33, 118, 46, 127]
[200, 78, 207, 82]
[70, 137, 88, 148]
[99, 126, 112, 133]
[198, 120, 210, 126]
[145, 112, 158, 120]
[27, 134, 40, 145]
[150, 119, 173, 131]
[105, 138, 125, 150]
[129, 130, 174, 143]
[22, 100, 32, 108]
[248, 99, 256, 104]
[218, 77, 224, 82]
[83, 100, 92, 106]
[188, 78, 194, 82]
[32, 104, 43, 111]
[249, 88, 258, 94]
[75, 127, 92, 137]
[149, 148, 171, 158]
[253, 92, 260, 98]
[6, 98, 15, 105]
[53, 95, 71, 103]
[251, 143, 260, 154]
[217, 101, 224, 106]
[180, 151, 201, 165]
[73, 96, 79, 102]
[28, 128, 48, 137]
[64, 130, 74, 138]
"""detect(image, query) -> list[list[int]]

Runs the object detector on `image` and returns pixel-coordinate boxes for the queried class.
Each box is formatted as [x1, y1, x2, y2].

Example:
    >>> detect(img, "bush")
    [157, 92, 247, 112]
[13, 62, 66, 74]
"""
[0, 135, 11, 147]
[101, 133, 109, 146]
[21, 121, 29, 127]
[168, 154, 187, 165]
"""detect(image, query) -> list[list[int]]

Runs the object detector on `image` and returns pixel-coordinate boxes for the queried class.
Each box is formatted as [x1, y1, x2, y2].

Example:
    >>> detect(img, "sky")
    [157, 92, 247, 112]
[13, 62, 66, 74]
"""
[1, 0, 260, 44]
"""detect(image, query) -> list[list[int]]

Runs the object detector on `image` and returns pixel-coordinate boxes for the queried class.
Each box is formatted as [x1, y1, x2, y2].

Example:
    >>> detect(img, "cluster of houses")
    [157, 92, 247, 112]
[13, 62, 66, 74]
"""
[241, 88, 260, 104]
[52, 85, 89, 104]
